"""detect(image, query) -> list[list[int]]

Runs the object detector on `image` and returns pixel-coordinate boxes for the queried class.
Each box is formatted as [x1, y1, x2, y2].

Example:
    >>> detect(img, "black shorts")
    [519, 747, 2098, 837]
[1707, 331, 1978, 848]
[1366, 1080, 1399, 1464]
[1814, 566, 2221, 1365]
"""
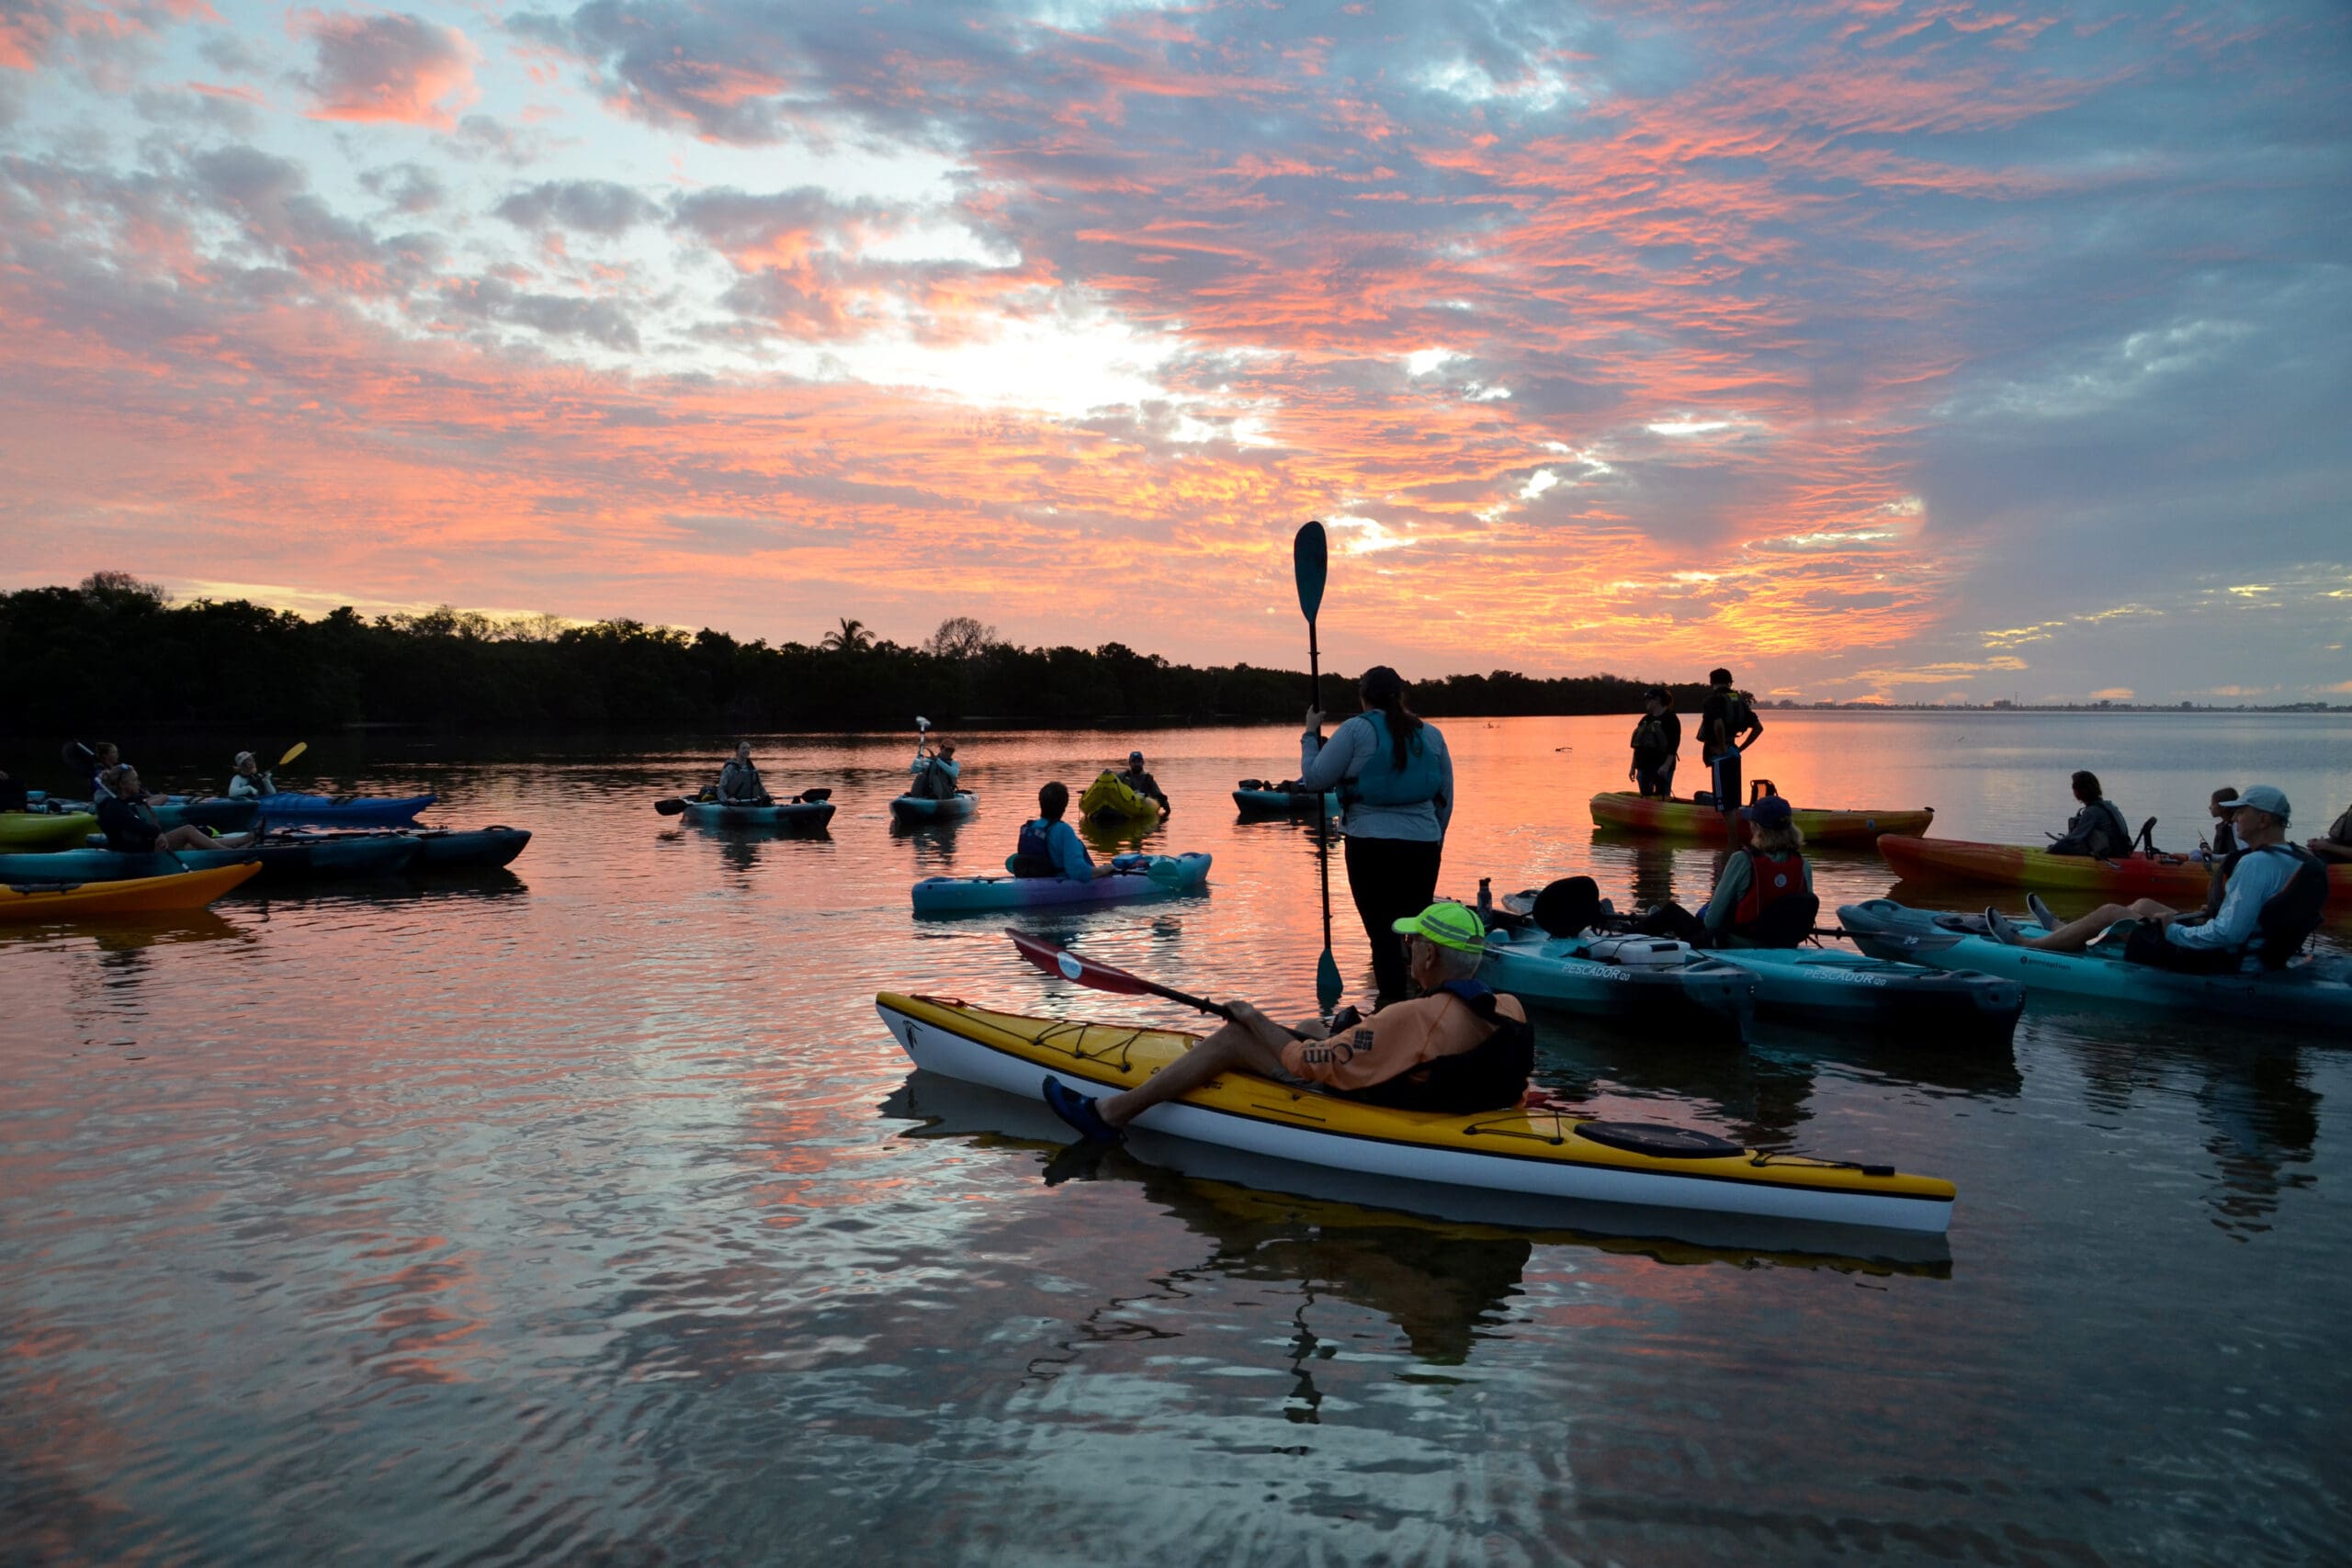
[2121, 919, 2242, 975]
[1709, 751, 1742, 813]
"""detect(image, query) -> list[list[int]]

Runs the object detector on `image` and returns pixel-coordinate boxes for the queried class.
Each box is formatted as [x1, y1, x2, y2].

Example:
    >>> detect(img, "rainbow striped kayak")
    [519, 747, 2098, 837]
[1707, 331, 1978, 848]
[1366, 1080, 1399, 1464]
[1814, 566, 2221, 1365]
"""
[1590, 791, 1933, 844]
[876, 993, 1955, 1234]
[1877, 835, 2352, 903]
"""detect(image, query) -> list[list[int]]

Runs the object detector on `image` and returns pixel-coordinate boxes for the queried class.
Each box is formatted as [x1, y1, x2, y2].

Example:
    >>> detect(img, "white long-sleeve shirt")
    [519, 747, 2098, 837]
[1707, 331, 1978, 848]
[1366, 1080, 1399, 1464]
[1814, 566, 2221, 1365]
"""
[2165, 843, 2303, 957]
[1298, 714, 1453, 842]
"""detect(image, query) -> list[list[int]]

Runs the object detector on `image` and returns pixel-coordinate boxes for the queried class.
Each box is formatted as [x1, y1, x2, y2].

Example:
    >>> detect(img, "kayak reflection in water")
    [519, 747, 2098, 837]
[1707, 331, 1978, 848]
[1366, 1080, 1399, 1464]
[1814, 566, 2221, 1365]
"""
[1042, 902, 1531, 1143]
[1009, 781, 1108, 881]
[714, 741, 771, 805]
[1985, 787, 2327, 974]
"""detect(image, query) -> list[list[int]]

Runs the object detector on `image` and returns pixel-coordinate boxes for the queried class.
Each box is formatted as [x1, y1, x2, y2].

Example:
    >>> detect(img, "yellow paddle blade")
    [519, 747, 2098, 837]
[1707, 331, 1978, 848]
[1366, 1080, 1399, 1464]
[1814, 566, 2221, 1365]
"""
[277, 742, 308, 767]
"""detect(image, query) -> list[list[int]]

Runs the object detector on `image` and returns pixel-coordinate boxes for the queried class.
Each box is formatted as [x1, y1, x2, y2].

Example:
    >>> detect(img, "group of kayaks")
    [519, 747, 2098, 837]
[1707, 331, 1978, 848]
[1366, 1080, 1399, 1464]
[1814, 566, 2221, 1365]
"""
[876, 782, 2348, 1246]
[0, 787, 530, 921]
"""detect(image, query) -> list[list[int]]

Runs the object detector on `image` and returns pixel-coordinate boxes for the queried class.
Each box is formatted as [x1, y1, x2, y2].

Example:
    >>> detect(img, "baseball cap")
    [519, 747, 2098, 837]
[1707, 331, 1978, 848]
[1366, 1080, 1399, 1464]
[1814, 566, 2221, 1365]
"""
[1391, 900, 1487, 953]
[1738, 795, 1792, 827]
[1128, 750, 1144, 763]
[2218, 785, 2290, 822]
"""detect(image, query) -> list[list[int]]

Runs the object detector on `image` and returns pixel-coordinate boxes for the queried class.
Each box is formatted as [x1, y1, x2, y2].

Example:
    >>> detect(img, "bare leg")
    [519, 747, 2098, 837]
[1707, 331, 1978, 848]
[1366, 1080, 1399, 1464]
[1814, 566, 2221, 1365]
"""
[158, 825, 215, 852]
[2020, 898, 2175, 953]
[1098, 1015, 1295, 1126]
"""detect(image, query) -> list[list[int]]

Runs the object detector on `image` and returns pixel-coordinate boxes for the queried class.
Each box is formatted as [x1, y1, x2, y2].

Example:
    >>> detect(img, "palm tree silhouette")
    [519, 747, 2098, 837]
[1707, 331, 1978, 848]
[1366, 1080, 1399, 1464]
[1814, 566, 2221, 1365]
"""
[820, 616, 876, 656]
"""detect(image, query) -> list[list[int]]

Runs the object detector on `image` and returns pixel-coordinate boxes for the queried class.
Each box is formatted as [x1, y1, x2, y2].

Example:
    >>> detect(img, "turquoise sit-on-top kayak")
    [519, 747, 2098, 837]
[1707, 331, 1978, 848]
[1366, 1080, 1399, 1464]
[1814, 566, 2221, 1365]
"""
[1838, 899, 2352, 1031]
[1709, 946, 2023, 1045]
[1477, 928, 1757, 1044]
[911, 852, 1211, 915]
[891, 791, 978, 823]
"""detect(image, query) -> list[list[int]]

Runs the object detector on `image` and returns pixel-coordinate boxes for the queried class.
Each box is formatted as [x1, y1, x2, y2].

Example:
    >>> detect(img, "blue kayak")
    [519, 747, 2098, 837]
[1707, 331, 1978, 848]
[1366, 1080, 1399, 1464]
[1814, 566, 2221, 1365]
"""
[266, 827, 531, 871]
[1709, 946, 2023, 1045]
[912, 852, 1210, 915]
[1838, 899, 2352, 1031]
[891, 791, 977, 823]
[257, 792, 435, 826]
[0, 833, 414, 884]
[1478, 928, 1756, 1045]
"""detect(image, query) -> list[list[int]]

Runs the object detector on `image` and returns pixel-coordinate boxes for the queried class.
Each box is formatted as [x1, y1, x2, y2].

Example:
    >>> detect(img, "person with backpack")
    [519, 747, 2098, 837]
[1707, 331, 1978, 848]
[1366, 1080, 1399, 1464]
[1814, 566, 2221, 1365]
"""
[1987, 787, 2326, 974]
[1041, 901, 1532, 1143]
[2046, 770, 2133, 859]
[1696, 669, 1762, 821]
[1633, 794, 1817, 947]
[1294, 666, 1455, 1002]
[1627, 688, 1680, 798]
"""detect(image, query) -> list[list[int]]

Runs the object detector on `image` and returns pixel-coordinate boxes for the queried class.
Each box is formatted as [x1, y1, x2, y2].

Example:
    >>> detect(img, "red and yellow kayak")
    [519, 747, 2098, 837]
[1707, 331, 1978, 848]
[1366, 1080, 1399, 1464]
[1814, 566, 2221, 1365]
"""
[0, 861, 262, 919]
[1590, 791, 1934, 845]
[1876, 834, 2352, 903]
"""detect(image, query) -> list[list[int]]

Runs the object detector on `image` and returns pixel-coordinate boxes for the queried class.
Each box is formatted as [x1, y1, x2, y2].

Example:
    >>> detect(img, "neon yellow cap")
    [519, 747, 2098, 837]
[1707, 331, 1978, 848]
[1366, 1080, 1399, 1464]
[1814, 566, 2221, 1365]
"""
[1391, 900, 1487, 953]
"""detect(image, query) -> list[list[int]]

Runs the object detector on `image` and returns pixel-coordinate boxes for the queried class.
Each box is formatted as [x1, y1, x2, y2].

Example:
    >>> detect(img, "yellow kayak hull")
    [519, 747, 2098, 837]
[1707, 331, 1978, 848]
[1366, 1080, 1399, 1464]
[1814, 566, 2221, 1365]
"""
[0, 861, 262, 919]
[1078, 770, 1161, 823]
[876, 993, 1954, 1234]
[0, 812, 98, 851]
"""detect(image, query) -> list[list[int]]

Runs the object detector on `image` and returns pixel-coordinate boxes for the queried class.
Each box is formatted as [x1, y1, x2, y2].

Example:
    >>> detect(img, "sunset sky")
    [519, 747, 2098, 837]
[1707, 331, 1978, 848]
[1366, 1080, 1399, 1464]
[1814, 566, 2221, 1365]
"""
[3, 0, 2346, 703]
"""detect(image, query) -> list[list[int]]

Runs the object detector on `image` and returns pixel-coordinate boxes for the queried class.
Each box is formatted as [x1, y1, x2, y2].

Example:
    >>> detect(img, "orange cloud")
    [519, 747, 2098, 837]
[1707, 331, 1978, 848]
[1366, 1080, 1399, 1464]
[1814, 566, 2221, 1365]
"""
[293, 7, 476, 129]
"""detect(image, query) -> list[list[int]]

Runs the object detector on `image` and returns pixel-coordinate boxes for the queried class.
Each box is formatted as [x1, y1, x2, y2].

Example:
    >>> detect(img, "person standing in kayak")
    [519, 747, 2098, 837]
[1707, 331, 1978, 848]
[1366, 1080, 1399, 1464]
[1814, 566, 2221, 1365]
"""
[1009, 781, 1112, 880]
[1697, 669, 1761, 821]
[2046, 770, 2133, 859]
[714, 742, 771, 805]
[1987, 786, 2325, 972]
[229, 751, 277, 798]
[1114, 750, 1170, 817]
[1041, 902, 1532, 1141]
[1296, 666, 1454, 1003]
[1627, 687, 1680, 798]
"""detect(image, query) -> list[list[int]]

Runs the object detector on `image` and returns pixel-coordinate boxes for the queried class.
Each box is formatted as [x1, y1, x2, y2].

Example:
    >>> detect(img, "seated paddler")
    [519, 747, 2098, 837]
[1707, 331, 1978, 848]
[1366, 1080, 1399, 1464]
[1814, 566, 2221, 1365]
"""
[1008, 782, 1111, 880]
[1633, 793, 1817, 948]
[1041, 901, 1533, 1143]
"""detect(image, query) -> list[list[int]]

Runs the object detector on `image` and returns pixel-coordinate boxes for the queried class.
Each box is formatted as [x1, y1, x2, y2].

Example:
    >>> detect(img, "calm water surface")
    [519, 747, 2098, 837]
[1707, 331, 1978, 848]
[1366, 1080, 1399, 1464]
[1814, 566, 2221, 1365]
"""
[5, 713, 2349, 1564]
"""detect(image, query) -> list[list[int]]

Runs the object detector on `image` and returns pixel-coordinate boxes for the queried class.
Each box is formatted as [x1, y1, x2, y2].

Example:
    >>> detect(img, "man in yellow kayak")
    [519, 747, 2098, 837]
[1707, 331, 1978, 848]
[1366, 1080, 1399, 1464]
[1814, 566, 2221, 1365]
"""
[1114, 750, 1170, 817]
[1041, 902, 1532, 1142]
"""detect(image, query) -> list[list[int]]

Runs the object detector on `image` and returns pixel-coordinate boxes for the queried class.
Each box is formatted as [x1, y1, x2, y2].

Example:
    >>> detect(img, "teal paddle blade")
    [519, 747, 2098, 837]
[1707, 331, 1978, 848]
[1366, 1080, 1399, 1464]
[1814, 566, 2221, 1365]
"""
[1293, 520, 1328, 624]
[1316, 946, 1343, 1015]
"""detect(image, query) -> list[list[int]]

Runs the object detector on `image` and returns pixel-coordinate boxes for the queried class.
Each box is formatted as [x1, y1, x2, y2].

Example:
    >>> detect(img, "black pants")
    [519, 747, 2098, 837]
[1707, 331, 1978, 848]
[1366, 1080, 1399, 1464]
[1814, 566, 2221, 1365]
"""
[1344, 834, 1444, 1001]
[1633, 755, 1672, 797]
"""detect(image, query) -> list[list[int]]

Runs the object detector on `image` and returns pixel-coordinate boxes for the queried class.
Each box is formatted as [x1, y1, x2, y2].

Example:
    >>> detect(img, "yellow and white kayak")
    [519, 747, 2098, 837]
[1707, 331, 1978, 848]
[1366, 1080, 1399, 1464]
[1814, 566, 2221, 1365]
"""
[875, 993, 1955, 1235]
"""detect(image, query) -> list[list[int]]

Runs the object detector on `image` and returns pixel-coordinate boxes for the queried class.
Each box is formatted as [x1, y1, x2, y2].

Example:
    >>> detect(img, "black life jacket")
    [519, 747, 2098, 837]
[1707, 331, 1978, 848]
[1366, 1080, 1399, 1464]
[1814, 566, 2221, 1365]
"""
[96, 795, 160, 854]
[1344, 980, 1533, 1114]
[2230, 843, 2329, 970]
[1009, 818, 1060, 878]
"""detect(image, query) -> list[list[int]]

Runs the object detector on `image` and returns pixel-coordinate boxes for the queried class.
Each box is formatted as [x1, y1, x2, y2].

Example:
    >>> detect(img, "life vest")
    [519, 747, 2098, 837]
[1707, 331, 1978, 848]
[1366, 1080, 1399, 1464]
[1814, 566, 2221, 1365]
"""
[2224, 843, 2329, 969]
[1630, 714, 1669, 752]
[1009, 818, 1060, 878]
[1725, 848, 1816, 947]
[1345, 710, 1445, 808]
[1344, 980, 1533, 1113]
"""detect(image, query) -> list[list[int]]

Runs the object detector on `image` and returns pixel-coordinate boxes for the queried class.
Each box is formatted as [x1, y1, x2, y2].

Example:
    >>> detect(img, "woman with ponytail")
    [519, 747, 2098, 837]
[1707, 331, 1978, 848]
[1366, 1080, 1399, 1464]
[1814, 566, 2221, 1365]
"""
[1295, 665, 1455, 1002]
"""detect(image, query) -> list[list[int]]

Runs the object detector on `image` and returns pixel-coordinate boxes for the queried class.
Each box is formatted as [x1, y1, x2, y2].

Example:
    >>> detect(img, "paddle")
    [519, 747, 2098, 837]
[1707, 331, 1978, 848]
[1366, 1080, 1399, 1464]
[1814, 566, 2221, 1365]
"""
[1295, 519, 1341, 1015]
[654, 797, 689, 816]
[1006, 929, 1310, 1040]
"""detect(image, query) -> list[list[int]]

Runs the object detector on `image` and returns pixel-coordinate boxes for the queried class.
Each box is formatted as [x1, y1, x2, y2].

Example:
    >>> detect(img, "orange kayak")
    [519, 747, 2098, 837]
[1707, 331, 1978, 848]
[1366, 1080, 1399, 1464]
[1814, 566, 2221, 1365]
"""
[1590, 791, 1934, 845]
[1876, 835, 2352, 903]
[0, 861, 262, 919]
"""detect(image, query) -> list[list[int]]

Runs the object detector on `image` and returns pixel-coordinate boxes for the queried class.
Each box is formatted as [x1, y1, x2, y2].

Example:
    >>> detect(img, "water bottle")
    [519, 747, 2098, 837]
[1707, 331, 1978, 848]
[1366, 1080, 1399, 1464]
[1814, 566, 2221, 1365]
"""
[1476, 877, 1493, 925]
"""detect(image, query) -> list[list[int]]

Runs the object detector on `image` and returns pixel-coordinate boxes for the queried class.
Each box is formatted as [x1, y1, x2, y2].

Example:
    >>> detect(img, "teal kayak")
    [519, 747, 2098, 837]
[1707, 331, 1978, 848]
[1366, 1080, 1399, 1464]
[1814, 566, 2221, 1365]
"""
[892, 791, 977, 823]
[1709, 947, 2022, 1045]
[1478, 929, 1756, 1044]
[45, 795, 261, 832]
[678, 799, 835, 829]
[1, 834, 415, 884]
[1232, 783, 1341, 819]
[912, 852, 1210, 915]
[1838, 899, 2352, 1031]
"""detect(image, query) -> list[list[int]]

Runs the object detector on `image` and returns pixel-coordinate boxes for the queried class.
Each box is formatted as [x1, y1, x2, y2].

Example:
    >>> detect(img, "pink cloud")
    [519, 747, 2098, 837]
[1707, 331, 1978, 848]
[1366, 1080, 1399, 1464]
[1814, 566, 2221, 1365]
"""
[293, 8, 476, 129]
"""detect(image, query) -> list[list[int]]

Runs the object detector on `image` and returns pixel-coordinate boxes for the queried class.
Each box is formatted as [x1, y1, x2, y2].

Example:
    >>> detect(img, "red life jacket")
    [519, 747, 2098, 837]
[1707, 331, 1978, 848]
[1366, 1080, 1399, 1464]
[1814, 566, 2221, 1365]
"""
[1734, 848, 1807, 928]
